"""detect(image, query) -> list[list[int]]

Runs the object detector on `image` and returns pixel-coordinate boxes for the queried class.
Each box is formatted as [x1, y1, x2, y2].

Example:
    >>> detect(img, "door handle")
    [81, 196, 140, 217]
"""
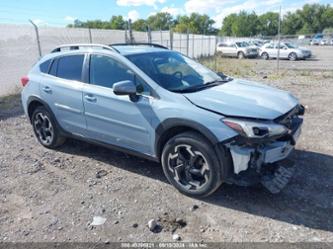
[42, 86, 52, 94]
[84, 94, 97, 102]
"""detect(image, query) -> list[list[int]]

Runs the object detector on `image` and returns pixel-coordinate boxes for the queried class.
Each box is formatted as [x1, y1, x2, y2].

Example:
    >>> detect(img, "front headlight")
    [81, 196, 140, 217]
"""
[222, 118, 288, 138]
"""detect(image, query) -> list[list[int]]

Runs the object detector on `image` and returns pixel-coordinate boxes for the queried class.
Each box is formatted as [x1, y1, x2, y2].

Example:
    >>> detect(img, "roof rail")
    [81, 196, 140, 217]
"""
[51, 43, 115, 53]
[110, 43, 169, 50]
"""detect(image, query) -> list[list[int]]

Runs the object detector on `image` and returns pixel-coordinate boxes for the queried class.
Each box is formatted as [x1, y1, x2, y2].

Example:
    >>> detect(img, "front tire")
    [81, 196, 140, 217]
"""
[261, 52, 269, 60]
[161, 132, 223, 197]
[31, 106, 66, 149]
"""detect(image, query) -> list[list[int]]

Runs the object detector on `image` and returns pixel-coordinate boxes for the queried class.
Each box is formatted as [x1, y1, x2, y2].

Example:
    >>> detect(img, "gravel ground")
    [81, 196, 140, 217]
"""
[0, 53, 333, 243]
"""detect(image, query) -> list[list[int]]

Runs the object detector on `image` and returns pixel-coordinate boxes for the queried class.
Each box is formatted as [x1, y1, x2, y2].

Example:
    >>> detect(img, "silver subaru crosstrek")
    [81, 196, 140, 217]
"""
[21, 43, 304, 197]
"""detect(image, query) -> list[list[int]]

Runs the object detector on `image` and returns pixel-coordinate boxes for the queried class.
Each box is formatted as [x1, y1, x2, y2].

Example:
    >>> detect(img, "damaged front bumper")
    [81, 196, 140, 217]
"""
[225, 115, 303, 194]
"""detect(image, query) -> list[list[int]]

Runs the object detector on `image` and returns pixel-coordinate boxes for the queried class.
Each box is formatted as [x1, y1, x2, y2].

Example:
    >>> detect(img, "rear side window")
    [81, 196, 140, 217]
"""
[40, 59, 52, 73]
[56, 55, 84, 81]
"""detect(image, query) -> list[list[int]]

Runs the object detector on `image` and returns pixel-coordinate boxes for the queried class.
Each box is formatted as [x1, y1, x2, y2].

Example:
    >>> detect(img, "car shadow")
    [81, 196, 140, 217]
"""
[59, 140, 333, 232]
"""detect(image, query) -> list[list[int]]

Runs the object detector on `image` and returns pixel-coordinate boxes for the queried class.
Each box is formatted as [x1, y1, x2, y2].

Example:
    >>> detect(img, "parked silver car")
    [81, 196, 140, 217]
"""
[217, 41, 258, 59]
[259, 42, 312, 61]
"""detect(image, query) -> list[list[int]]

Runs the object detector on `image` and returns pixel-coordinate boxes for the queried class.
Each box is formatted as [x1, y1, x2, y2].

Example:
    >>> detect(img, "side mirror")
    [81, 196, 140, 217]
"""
[113, 80, 136, 96]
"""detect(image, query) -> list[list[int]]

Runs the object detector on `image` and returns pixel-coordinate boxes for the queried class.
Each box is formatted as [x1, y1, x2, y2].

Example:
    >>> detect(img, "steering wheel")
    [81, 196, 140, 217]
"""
[172, 71, 183, 80]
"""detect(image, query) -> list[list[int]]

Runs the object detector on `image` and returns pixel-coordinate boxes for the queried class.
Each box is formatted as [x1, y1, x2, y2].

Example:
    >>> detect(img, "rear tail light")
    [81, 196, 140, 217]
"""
[21, 76, 29, 87]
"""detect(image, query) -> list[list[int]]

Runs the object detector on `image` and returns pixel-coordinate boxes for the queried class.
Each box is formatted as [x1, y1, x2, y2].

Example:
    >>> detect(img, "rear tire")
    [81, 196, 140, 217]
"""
[238, 52, 245, 59]
[161, 131, 223, 197]
[31, 106, 66, 149]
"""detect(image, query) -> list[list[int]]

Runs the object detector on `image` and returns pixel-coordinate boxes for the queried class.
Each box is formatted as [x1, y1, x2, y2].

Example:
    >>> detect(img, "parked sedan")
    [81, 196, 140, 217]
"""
[259, 42, 312, 61]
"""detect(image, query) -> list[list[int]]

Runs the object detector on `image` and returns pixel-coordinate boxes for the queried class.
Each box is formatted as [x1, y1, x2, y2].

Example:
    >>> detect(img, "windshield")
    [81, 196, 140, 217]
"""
[126, 51, 225, 92]
[285, 42, 297, 48]
[236, 42, 248, 47]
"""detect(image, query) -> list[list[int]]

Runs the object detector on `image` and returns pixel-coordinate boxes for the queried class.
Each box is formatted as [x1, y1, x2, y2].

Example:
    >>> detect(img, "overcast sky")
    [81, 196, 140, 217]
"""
[0, 0, 332, 28]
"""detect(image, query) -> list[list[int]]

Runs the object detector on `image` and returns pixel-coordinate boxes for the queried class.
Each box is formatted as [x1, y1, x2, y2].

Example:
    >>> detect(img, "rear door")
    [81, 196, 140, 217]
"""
[266, 43, 277, 58]
[224, 43, 237, 56]
[40, 54, 86, 136]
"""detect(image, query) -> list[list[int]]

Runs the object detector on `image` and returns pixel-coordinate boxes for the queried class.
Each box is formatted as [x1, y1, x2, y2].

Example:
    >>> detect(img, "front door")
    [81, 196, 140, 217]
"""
[83, 53, 153, 155]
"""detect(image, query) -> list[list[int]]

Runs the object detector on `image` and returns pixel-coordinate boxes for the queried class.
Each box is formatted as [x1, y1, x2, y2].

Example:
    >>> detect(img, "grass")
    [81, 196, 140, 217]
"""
[198, 55, 332, 81]
[199, 55, 256, 78]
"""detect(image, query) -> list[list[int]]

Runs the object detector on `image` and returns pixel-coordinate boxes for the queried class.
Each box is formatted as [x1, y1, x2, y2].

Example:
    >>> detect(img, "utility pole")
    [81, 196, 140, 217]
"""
[277, 5, 281, 73]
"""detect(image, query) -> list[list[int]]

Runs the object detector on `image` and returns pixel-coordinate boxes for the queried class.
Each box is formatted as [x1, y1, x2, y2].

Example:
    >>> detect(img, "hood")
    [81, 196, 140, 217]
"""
[299, 47, 311, 52]
[184, 79, 298, 120]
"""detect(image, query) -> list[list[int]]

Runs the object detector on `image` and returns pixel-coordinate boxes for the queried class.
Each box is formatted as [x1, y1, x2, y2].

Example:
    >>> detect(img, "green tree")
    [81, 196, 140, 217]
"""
[220, 14, 237, 36]
[146, 12, 174, 30]
[281, 11, 303, 35]
[282, 4, 333, 34]
[220, 11, 258, 36]
[258, 12, 279, 36]
[132, 19, 147, 31]
[109, 15, 126, 30]
[174, 13, 216, 34]
[230, 11, 258, 36]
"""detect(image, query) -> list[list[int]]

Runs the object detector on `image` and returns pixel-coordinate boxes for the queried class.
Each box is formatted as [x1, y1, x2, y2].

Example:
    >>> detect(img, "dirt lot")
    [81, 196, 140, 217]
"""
[0, 47, 333, 243]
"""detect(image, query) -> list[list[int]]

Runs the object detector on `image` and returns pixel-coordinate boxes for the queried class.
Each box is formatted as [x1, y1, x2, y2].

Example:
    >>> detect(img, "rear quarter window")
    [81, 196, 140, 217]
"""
[39, 59, 52, 73]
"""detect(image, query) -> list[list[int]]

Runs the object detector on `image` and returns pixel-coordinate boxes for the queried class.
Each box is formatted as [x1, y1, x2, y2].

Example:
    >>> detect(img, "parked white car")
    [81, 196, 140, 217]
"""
[259, 42, 312, 61]
[217, 41, 258, 59]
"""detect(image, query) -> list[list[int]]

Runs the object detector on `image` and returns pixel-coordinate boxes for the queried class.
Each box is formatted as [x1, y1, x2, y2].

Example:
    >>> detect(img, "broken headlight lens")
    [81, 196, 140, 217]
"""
[222, 118, 288, 138]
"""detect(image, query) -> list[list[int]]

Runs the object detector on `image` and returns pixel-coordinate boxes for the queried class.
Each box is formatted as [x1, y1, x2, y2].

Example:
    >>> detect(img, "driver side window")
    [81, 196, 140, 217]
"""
[89, 54, 151, 95]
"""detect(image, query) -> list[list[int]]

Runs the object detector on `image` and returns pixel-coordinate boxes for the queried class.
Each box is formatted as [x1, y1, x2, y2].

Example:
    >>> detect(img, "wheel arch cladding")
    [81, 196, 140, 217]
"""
[27, 97, 55, 124]
[155, 118, 220, 159]
[28, 98, 45, 121]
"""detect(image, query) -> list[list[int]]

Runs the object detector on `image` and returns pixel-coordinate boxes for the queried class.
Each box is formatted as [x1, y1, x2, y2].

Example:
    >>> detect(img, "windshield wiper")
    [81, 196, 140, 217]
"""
[172, 79, 232, 93]
[204, 78, 233, 85]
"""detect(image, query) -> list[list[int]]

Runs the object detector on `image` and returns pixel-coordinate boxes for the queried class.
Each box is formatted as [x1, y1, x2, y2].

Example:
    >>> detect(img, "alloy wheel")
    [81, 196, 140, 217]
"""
[167, 144, 210, 191]
[289, 53, 297, 61]
[33, 112, 54, 146]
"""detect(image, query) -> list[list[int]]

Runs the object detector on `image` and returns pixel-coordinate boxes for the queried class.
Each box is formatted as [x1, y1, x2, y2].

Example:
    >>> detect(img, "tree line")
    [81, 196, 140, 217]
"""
[68, 4, 333, 36]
